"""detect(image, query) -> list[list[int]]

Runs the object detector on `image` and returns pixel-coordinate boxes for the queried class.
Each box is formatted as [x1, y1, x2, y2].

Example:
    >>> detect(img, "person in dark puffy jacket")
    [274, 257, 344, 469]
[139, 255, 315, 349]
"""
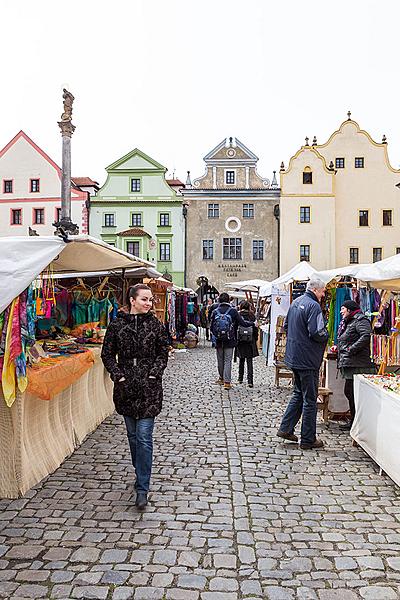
[337, 299, 375, 430]
[101, 284, 169, 510]
[277, 278, 328, 450]
[235, 301, 258, 388]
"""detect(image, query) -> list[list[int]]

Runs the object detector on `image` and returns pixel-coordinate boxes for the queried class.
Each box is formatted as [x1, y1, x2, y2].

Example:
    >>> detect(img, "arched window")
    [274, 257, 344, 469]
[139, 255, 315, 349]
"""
[303, 166, 312, 184]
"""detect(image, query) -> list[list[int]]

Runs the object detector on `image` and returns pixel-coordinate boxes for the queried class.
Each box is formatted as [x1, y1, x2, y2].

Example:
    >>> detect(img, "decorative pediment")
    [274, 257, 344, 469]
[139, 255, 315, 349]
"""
[204, 137, 258, 164]
[106, 148, 166, 172]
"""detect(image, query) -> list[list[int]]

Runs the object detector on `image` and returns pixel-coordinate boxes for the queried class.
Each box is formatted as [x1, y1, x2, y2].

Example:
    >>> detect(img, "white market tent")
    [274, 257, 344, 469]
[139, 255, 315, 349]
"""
[313, 264, 368, 285]
[0, 235, 154, 313]
[225, 278, 271, 293]
[259, 261, 317, 297]
[356, 253, 400, 290]
[48, 266, 162, 280]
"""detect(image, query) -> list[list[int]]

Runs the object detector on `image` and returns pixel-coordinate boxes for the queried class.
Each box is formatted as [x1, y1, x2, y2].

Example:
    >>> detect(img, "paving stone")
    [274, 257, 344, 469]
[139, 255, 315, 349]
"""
[334, 557, 358, 570]
[71, 585, 109, 599]
[153, 549, 177, 566]
[50, 584, 73, 599]
[13, 584, 48, 598]
[70, 547, 101, 563]
[178, 550, 201, 567]
[263, 586, 295, 599]
[101, 570, 130, 584]
[214, 554, 237, 569]
[166, 591, 199, 600]
[318, 592, 360, 599]
[177, 574, 207, 589]
[359, 587, 398, 599]
[152, 573, 174, 587]
[5, 545, 45, 559]
[387, 557, 400, 570]
[134, 588, 165, 600]
[356, 556, 384, 570]
[209, 577, 238, 591]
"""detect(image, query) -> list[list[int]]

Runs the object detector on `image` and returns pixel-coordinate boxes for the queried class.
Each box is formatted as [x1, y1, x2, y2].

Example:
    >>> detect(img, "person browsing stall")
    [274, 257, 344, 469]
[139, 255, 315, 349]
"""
[337, 299, 375, 430]
[277, 278, 328, 450]
[101, 284, 169, 510]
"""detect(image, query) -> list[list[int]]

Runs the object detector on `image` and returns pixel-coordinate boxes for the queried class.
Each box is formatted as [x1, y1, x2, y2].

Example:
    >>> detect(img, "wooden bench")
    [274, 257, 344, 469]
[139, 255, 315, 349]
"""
[275, 363, 294, 387]
[317, 386, 333, 424]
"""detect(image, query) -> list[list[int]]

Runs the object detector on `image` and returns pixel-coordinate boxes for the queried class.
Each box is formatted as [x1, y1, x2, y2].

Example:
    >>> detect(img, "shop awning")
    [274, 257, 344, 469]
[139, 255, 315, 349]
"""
[356, 253, 400, 290]
[259, 262, 317, 297]
[224, 278, 270, 292]
[0, 235, 155, 313]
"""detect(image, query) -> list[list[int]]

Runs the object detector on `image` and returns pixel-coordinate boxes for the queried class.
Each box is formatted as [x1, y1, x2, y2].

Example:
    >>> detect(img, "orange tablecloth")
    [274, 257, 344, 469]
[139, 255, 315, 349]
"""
[27, 350, 95, 400]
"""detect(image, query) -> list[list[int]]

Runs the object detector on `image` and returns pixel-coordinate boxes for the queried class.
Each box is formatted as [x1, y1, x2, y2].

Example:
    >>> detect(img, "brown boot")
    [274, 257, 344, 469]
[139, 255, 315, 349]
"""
[277, 430, 298, 443]
[300, 439, 324, 450]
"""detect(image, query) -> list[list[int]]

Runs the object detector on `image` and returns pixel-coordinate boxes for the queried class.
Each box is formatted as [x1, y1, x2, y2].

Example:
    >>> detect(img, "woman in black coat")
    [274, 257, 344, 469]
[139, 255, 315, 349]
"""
[236, 301, 259, 388]
[101, 284, 169, 509]
[337, 299, 375, 430]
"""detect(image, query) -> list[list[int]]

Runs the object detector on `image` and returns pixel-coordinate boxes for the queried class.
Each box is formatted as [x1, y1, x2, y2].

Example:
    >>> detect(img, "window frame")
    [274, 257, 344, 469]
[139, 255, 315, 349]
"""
[159, 212, 171, 227]
[126, 241, 140, 256]
[10, 208, 22, 226]
[355, 157, 365, 168]
[104, 213, 116, 227]
[159, 242, 171, 262]
[252, 240, 264, 261]
[335, 157, 345, 169]
[242, 203, 254, 219]
[30, 178, 40, 193]
[225, 169, 236, 185]
[302, 171, 312, 185]
[3, 179, 13, 193]
[358, 209, 369, 227]
[202, 239, 214, 260]
[373, 247, 382, 263]
[33, 207, 45, 225]
[131, 212, 143, 227]
[208, 203, 220, 219]
[396, 247, 400, 255]
[55, 207, 62, 223]
[299, 206, 311, 223]
[130, 177, 141, 193]
[299, 244, 310, 262]
[382, 209, 393, 227]
[223, 237, 242, 260]
[349, 247, 359, 264]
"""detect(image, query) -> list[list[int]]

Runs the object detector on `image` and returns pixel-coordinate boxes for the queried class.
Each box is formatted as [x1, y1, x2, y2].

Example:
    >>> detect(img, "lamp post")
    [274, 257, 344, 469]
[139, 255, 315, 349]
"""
[54, 88, 79, 237]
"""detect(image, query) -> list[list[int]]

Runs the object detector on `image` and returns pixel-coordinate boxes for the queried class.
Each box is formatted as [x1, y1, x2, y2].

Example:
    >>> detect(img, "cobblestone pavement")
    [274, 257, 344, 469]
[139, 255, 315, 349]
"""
[1, 345, 400, 600]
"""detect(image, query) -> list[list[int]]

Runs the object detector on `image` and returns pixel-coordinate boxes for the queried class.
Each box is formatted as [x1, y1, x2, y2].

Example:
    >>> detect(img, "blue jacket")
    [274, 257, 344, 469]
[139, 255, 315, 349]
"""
[284, 290, 328, 370]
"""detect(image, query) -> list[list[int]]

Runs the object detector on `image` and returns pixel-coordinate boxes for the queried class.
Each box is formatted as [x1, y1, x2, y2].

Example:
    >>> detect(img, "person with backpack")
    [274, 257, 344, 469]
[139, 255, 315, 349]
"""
[235, 301, 258, 388]
[210, 293, 253, 390]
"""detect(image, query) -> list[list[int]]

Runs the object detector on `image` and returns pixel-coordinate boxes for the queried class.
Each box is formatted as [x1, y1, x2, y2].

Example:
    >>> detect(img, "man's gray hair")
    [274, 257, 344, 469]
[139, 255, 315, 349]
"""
[306, 277, 325, 291]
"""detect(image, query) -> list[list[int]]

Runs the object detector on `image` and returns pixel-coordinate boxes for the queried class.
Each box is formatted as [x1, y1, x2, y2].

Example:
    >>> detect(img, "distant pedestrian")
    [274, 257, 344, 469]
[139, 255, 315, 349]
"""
[101, 284, 169, 509]
[210, 292, 253, 390]
[235, 301, 258, 388]
[277, 278, 328, 450]
[200, 299, 213, 341]
[337, 300, 375, 430]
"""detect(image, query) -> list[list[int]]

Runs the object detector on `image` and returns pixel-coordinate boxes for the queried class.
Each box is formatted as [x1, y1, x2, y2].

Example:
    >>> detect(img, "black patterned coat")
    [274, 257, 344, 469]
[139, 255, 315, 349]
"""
[101, 311, 169, 418]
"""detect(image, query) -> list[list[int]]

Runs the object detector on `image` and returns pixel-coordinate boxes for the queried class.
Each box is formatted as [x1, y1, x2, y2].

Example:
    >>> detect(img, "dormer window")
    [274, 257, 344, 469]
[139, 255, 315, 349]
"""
[303, 167, 312, 184]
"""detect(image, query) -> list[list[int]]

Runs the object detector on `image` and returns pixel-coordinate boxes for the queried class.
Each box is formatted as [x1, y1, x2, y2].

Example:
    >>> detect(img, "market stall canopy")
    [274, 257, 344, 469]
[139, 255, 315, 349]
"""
[0, 235, 154, 313]
[224, 278, 270, 292]
[259, 262, 317, 297]
[50, 266, 162, 280]
[313, 264, 368, 285]
[356, 253, 400, 290]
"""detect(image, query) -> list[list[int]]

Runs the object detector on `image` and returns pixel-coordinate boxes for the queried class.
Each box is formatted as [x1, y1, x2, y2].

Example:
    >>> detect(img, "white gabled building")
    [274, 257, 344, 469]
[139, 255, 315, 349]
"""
[0, 131, 89, 236]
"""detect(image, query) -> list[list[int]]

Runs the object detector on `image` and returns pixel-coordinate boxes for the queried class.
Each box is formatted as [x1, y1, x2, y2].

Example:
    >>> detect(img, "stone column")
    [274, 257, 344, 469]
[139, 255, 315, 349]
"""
[54, 89, 79, 236]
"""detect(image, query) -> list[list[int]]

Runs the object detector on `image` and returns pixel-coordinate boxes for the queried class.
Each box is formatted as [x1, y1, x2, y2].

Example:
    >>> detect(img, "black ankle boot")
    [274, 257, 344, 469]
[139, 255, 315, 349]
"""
[135, 492, 148, 510]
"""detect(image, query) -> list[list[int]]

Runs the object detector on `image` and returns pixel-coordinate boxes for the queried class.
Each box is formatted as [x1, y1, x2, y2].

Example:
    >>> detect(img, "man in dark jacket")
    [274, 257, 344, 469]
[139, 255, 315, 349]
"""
[277, 278, 328, 449]
[210, 293, 253, 390]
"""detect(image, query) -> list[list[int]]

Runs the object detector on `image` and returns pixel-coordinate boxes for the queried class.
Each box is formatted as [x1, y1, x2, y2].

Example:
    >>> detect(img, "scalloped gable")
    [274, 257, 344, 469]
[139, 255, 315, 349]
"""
[106, 148, 166, 172]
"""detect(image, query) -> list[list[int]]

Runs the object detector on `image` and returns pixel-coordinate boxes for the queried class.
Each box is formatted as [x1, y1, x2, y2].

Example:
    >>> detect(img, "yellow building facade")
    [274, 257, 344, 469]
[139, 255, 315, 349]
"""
[280, 115, 400, 273]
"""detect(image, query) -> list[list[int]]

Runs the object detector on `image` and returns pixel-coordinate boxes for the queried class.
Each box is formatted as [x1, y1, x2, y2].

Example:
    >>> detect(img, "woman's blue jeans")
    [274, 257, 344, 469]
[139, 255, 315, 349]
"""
[123, 416, 155, 493]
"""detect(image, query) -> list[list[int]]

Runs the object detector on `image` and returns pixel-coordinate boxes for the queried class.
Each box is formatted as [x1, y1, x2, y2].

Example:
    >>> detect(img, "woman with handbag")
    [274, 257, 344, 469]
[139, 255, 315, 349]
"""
[101, 284, 169, 509]
[236, 301, 258, 388]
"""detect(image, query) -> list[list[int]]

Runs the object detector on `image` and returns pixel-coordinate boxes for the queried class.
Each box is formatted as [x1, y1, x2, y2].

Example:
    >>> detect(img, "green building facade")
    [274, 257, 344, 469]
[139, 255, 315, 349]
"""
[90, 149, 185, 286]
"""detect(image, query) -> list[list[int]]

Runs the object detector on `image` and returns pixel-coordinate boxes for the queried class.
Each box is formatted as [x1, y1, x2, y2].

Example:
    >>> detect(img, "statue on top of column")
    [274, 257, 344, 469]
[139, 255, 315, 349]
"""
[60, 89, 74, 122]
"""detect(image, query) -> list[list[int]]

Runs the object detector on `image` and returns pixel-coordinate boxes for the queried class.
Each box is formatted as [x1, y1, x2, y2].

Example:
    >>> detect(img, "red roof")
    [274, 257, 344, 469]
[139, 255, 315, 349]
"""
[117, 227, 151, 237]
[72, 177, 99, 187]
[167, 179, 184, 187]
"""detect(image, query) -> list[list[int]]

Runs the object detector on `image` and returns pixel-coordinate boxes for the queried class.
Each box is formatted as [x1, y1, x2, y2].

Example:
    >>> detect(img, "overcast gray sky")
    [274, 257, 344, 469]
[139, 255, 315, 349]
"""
[1, 0, 399, 185]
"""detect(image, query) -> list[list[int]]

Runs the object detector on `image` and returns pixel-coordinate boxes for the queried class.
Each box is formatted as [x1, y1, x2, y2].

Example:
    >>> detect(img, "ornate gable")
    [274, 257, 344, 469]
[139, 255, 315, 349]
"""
[106, 148, 166, 173]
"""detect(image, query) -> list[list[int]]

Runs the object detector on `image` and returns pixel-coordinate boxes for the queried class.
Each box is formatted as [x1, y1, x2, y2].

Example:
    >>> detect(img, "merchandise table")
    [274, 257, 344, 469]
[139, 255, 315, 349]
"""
[352, 375, 400, 487]
[0, 347, 114, 498]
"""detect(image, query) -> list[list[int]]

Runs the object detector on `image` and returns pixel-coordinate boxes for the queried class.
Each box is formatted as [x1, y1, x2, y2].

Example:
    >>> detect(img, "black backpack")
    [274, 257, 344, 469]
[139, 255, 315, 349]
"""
[237, 324, 253, 343]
